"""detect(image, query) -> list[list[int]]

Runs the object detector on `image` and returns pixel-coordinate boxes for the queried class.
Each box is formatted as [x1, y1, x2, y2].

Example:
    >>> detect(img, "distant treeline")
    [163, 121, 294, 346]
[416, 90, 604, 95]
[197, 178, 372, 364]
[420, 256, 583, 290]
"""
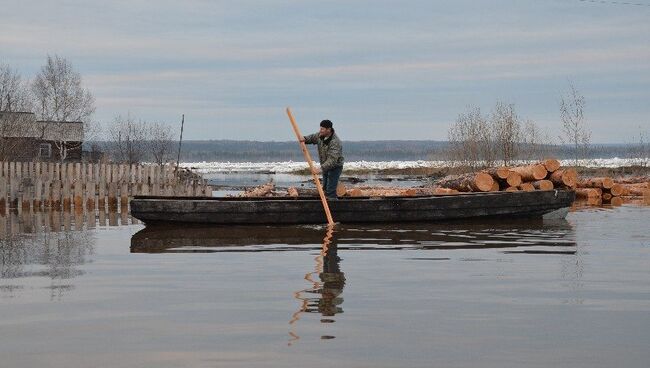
[178, 140, 446, 162]
[87, 140, 645, 163]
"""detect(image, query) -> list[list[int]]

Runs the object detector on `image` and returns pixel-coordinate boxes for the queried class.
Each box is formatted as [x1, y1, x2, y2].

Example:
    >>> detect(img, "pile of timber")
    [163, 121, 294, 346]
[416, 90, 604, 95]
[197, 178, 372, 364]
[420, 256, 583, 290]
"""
[576, 177, 650, 206]
[238, 182, 276, 197]
[237, 162, 649, 206]
[433, 159, 576, 194]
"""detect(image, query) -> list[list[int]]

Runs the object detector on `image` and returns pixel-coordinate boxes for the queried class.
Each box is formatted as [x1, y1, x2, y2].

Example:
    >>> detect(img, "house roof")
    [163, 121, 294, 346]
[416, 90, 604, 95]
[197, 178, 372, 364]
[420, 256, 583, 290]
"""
[0, 111, 84, 141]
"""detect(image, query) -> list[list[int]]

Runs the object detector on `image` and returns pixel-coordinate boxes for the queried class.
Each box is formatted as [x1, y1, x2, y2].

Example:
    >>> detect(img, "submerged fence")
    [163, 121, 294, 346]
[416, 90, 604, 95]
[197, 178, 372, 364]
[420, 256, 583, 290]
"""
[0, 161, 212, 213]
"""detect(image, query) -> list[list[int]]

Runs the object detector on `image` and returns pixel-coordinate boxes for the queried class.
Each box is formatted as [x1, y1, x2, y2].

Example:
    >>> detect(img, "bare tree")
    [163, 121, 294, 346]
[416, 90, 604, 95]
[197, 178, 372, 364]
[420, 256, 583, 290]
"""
[560, 83, 591, 166]
[32, 55, 95, 122]
[447, 106, 495, 169]
[108, 115, 148, 164]
[628, 126, 649, 170]
[491, 101, 521, 166]
[520, 119, 553, 161]
[147, 122, 174, 166]
[0, 64, 33, 112]
[0, 64, 35, 160]
[31, 55, 97, 161]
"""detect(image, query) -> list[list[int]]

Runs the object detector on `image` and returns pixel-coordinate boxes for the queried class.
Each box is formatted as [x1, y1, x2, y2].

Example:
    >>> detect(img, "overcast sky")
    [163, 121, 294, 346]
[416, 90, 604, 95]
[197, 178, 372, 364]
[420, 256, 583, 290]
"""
[1, 0, 649, 142]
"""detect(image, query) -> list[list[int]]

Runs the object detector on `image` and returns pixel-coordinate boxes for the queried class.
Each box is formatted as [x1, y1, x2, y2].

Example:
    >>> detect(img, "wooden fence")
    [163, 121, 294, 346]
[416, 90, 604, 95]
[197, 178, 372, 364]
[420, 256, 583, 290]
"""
[0, 161, 211, 212]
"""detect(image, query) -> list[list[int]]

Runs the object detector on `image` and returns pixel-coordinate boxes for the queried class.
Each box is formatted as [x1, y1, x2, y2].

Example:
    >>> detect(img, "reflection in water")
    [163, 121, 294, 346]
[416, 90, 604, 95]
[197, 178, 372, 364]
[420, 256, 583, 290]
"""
[130, 218, 577, 254]
[0, 209, 135, 300]
[130, 218, 579, 344]
[289, 225, 346, 345]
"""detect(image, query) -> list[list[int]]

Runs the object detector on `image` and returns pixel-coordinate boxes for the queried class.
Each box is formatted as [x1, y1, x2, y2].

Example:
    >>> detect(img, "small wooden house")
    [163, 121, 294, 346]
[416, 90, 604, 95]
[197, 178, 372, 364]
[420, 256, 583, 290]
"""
[0, 111, 84, 162]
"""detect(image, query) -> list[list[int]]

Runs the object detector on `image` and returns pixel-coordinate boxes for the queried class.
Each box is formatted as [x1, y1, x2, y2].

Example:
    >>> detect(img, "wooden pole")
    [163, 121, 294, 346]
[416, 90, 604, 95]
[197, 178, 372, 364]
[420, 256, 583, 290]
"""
[0, 176, 6, 212]
[52, 180, 62, 210]
[62, 181, 72, 211]
[176, 114, 185, 173]
[286, 107, 334, 225]
[120, 182, 129, 209]
[34, 178, 42, 210]
[108, 182, 118, 211]
[86, 181, 96, 211]
[74, 180, 83, 210]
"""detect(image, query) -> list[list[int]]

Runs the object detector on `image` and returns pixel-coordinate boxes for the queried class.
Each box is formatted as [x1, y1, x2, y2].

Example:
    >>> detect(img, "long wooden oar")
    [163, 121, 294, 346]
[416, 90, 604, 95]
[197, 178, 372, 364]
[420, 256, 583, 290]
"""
[286, 107, 335, 225]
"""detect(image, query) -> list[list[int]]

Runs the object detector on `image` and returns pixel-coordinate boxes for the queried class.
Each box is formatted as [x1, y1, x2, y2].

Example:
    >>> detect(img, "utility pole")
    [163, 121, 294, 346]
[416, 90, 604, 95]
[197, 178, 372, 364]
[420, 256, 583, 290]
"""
[175, 114, 185, 173]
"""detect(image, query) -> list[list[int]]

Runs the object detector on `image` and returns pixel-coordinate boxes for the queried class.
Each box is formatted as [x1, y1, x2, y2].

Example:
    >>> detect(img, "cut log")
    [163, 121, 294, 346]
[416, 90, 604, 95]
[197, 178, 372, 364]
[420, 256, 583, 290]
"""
[576, 188, 602, 199]
[620, 184, 647, 196]
[490, 181, 500, 192]
[336, 183, 347, 197]
[549, 169, 578, 188]
[505, 186, 519, 192]
[610, 196, 623, 207]
[602, 193, 613, 201]
[486, 167, 511, 180]
[348, 188, 363, 197]
[541, 159, 561, 173]
[510, 164, 547, 181]
[645, 189, 650, 205]
[578, 177, 614, 189]
[487, 168, 522, 187]
[505, 171, 522, 187]
[433, 187, 460, 195]
[287, 187, 299, 197]
[345, 188, 417, 197]
[531, 180, 554, 191]
[586, 196, 602, 206]
[436, 172, 494, 192]
[609, 183, 624, 197]
[611, 177, 649, 185]
[403, 188, 418, 196]
[519, 183, 535, 192]
[240, 182, 275, 197]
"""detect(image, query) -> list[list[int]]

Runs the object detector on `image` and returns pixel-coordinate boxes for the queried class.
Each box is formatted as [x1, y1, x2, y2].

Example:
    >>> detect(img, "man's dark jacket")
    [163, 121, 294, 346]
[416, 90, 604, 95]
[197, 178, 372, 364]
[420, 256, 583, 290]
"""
[304, 132, 344, 171]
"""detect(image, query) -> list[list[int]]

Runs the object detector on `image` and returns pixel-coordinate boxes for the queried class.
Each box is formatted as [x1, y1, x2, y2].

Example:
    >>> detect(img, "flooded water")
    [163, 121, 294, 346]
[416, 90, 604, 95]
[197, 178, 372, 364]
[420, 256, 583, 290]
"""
[204, 171, 426, 191]
[1, 205, 649, 368]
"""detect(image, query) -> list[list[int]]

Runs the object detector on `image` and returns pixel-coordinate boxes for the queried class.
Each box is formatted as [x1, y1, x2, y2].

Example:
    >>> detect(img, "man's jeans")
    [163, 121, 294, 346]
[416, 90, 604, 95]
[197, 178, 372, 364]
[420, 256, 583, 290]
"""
[322, 166, 343, 198]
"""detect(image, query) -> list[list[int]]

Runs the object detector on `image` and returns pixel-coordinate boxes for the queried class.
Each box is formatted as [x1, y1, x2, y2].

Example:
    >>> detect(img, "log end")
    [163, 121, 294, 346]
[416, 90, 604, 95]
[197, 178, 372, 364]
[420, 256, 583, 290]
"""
[506, 172, 522, 187]
[519, 183, 535, 192]
[336, 183, 347, 197]
[602, 177, 615, 189]
[496, 167, 511, 179]
[610, 196, 623, 207]
[490, 181, 500, 192]
[535, 180, 554, 191]
[475, 172, 495, 192]
[542, 159, 561, 173]
[610, 183, 623, 197]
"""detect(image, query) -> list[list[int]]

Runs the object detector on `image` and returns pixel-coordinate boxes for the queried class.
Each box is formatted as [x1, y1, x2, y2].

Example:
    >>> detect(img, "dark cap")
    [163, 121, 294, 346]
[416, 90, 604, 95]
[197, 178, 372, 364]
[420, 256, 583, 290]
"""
[320, 120, 333, 129]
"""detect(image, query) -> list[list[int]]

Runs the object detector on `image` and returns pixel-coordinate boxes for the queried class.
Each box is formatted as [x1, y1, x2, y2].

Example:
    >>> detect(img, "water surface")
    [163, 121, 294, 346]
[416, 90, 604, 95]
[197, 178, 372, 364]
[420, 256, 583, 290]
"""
[1, 206, 649, 367]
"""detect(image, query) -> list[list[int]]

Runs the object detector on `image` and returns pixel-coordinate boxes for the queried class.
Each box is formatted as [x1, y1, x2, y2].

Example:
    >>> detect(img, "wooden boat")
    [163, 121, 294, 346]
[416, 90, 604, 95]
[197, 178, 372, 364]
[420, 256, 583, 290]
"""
[130, 219, 575, 254]
[130, 189, 575, 225]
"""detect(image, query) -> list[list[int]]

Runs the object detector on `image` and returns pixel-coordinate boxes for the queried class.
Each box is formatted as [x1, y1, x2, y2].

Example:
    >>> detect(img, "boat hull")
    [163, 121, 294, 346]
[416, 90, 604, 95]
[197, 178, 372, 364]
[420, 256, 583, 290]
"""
[130, 190, 575, 225]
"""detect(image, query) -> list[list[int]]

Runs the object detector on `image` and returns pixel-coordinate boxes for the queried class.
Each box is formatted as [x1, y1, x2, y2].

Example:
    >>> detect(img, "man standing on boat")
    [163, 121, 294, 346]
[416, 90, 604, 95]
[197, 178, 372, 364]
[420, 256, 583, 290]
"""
[300, 120, 344, 199]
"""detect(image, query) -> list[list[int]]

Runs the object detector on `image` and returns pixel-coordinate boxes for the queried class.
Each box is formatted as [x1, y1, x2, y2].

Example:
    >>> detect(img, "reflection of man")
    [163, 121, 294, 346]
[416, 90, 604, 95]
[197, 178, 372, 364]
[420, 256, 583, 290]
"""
[319, 241, 346, 317]
[300, 120, 344, 199]
[288, 227, 345, 344]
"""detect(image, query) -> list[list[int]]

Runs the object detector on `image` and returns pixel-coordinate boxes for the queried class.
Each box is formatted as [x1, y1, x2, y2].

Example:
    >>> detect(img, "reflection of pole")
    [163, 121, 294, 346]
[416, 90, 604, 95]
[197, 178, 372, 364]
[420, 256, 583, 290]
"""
[175, 114, 185, 173]
[288, 224, 338, 346]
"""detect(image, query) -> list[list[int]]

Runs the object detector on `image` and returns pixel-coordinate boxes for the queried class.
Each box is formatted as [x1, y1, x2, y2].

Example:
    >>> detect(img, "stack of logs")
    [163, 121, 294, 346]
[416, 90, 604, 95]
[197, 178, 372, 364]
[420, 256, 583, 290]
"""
[575, 178, 650, 206]
[431, 159, 576, 194]
[239, 159, 579, 198]
[237, 158, 649, 206]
